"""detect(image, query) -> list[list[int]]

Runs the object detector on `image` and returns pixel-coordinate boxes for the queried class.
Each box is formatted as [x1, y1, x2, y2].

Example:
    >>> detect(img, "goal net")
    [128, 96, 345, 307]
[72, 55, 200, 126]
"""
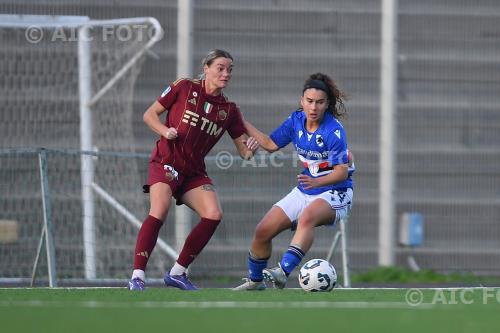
[0, 15, 166, 284]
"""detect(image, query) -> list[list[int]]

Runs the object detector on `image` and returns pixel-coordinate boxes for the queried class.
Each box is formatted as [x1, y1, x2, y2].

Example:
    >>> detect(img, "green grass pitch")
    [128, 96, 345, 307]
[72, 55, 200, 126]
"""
[1, 287, 499, 332]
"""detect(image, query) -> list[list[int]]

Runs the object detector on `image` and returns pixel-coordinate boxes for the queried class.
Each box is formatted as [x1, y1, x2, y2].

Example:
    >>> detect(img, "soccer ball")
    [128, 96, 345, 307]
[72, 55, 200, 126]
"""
[298, 259, 337, 292]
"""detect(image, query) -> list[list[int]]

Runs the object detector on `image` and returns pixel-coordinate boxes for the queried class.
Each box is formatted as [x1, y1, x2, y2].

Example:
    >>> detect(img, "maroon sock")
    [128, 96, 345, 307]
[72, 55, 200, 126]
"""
[133, 215, 163, 270]
[177, 218, 221, 268]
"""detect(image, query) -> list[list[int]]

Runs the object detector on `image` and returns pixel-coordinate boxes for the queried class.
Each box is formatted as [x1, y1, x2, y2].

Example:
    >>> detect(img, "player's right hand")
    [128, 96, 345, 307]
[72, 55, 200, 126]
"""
[164, 127, 178, 140]
[244, 136, 260, 152]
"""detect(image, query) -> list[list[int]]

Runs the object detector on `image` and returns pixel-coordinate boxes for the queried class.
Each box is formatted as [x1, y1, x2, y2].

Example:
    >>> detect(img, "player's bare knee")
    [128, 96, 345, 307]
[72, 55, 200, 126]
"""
[149, 201, 170, 221]
[149, 210, 168, 221]
[202, 209, 223, 221]
[297, 214, 316, 229]
[254, 223, 272, 243]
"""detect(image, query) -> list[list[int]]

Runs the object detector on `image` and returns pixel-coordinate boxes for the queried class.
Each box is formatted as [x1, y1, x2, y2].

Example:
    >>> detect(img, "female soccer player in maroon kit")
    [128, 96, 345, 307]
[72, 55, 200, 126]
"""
[128, 49, 259, 290]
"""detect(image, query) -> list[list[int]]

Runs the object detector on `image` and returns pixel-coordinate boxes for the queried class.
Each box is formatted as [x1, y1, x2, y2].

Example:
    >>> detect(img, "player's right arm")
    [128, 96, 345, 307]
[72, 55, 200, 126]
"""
[144, 79, 188, 140]
[143, 101, 178, 140]
[244, 120, 279, 152]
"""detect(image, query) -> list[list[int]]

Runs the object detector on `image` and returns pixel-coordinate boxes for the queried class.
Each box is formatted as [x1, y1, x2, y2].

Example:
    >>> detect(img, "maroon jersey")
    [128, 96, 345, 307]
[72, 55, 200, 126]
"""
[151, 78, 246, 176]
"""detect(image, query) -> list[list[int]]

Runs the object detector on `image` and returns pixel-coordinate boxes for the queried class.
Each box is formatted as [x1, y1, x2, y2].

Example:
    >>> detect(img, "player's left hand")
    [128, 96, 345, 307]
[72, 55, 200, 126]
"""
[297, 174, 320, 189]
[244, 136, 260, 152]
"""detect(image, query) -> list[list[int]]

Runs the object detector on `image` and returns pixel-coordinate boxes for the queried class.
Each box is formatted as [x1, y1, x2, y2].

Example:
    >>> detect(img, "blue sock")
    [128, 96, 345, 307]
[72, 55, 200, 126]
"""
[280, 245, 305, 276]
[248, 252, 268, 282]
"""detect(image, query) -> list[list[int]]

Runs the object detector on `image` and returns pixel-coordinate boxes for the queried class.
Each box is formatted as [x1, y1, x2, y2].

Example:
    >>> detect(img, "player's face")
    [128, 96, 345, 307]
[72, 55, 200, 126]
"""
[300, 88, 329, 122]
[204, 57, 233, 90]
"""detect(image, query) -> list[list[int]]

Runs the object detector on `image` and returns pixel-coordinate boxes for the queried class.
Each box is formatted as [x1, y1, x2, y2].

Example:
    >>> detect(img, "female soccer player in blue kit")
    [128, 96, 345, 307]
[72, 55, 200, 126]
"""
[234, 73, 354, 290]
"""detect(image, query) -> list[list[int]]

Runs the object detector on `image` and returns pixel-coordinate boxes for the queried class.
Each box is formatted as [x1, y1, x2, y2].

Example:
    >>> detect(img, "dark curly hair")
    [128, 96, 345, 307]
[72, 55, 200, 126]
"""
[302, 73, 348, 119]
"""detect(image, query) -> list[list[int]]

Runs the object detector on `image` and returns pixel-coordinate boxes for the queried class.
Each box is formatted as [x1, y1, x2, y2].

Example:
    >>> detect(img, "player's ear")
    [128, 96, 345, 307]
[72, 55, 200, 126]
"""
[203, 64, 209, 76]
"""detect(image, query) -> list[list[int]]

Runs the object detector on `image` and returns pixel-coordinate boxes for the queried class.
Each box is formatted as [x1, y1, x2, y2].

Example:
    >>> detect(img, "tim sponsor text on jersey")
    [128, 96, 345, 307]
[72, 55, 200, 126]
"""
[181, 109, 224, 137]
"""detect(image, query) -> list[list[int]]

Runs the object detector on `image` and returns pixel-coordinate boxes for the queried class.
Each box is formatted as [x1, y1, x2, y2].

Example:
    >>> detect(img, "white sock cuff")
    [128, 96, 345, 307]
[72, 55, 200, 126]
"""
[169, 262, 187, 276]
[132, 269, 145, 281]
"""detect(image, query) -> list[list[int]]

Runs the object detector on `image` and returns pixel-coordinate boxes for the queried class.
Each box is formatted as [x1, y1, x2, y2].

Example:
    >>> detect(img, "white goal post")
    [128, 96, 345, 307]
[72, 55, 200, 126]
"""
[76, 16, 165, 280]
[0, 15, 180, 284]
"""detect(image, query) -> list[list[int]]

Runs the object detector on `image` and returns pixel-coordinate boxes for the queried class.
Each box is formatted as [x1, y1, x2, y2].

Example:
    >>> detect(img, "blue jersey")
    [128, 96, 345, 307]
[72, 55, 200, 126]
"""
[270, 110, 354, 195]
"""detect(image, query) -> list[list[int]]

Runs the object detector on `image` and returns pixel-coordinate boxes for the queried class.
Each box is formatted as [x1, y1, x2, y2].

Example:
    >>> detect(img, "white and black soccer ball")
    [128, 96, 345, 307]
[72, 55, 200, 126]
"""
[298, 259, 337, 292]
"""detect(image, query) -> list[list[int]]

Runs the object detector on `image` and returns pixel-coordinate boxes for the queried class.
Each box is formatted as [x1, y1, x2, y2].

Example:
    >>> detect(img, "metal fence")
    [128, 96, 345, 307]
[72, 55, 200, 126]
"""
[0, 148, 351, 285]
[1, 145, 499, 287]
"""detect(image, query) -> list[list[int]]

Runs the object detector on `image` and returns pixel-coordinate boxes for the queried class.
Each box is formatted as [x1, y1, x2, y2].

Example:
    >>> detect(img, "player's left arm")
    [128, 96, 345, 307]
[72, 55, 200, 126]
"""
[298, 129, 351, 190]
[300, 150, 355, 189]
[298, 164, 348, 190]
[232, 134, 259, 160]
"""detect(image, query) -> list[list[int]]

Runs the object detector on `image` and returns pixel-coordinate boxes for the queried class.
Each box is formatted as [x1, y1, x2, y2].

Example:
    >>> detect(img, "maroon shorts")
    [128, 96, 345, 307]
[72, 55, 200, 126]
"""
[145, 161, 213, 205]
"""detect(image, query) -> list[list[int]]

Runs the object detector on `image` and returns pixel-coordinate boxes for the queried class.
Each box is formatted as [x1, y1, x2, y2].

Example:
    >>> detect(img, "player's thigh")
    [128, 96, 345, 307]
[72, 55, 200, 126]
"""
[274, 187, 306, 223]
[181, 184, 223, 220]
[148, 182, 173, 220]
[254, 206, 293, 241]
[298, 199, 336, 228]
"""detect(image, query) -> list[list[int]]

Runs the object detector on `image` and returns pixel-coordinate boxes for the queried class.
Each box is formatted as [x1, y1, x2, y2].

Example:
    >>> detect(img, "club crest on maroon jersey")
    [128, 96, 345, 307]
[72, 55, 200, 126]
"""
[218, 110, 227, 120]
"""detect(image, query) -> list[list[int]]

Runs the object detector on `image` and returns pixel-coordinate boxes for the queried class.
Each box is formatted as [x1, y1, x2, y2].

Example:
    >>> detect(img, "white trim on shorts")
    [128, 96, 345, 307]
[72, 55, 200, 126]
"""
[274, 187, 353, 228]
